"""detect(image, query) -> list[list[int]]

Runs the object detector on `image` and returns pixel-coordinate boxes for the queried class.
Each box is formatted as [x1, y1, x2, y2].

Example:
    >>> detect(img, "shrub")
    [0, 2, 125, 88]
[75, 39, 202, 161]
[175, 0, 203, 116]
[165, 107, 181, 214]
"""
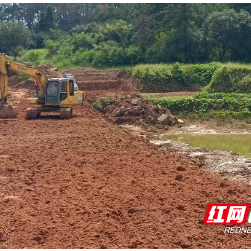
[46, 39, 61, 55]
[19, 48, 49, 66]
[148, 95, 251, 115]
[205, 64, 251, 93]
[91, 96, 115, 111]
[131, 62, 221, 92]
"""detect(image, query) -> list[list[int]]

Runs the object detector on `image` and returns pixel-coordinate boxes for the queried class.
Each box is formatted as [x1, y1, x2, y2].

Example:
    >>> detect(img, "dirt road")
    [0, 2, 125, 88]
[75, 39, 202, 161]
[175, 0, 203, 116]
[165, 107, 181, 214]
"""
[1, 72, 251, 248]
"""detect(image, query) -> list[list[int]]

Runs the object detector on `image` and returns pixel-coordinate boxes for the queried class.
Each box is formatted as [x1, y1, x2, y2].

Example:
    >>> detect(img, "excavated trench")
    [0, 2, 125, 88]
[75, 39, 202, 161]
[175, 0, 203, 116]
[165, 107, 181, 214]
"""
[1, 69, 251, 248]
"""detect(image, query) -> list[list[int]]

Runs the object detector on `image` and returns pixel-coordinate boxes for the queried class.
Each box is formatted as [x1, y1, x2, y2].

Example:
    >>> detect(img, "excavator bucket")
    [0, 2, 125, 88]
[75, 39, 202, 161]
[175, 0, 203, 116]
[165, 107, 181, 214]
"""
[0, 73, 16, 118]
[0, 103, 16, 118]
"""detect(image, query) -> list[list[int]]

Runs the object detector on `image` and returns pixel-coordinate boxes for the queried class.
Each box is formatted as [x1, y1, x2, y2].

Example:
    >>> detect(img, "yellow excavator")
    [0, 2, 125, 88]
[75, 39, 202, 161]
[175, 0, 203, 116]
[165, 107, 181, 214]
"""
[0, 54, 85, 119]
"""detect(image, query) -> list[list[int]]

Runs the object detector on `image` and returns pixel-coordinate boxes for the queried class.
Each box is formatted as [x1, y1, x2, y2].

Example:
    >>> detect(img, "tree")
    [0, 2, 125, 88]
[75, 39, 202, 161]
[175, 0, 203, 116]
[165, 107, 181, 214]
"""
[231, 3, 251, 14]
[205, 9, 251, 61]
[0, 4, 11, 22]
[133, 14, 154, 51]
[37, 5, 56, 32]
[0, 22, 32, 55]
[152, 3, 206, 63]
[99, 20, 132, 46]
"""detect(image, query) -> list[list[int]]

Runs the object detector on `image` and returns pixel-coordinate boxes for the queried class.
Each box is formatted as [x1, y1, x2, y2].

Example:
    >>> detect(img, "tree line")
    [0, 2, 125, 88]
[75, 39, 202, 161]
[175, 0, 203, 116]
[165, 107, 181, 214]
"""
[1, 3, 251, 67]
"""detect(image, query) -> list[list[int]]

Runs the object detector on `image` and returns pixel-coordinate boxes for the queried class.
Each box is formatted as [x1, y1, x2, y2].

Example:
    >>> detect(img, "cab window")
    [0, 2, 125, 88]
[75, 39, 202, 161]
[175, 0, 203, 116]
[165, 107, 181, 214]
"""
[69, 80, 74, 96]
[47, 82, 58, 96]
[61, 82, 67, 92]
[60, 81, 68, 100]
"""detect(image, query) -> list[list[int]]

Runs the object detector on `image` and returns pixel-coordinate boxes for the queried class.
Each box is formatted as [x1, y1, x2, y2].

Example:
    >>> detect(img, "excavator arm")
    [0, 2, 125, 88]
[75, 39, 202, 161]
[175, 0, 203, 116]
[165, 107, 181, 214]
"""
[0, 54, 47, 118]
[0, 54, 46, 99]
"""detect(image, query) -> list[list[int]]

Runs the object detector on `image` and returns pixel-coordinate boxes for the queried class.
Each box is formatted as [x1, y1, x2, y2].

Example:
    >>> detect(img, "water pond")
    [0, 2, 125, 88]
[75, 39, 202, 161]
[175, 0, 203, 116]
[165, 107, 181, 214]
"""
[162, 134, 251, 159]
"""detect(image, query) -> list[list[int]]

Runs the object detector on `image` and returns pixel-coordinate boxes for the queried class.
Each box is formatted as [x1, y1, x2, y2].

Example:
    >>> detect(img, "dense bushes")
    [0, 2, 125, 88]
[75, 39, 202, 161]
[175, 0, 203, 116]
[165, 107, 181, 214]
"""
[148, 94, 251, 119]
[131, 62, 222, 92]
[130, 63, 251, 93]
[204, 64, 251, 93]
[20, 49, 49, 66]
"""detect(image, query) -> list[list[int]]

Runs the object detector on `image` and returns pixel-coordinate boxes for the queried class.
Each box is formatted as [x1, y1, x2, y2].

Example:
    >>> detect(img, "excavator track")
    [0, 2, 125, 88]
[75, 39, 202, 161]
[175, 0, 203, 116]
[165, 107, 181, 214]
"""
[60, 107, 72, 119]
[26, 108, 39, 119]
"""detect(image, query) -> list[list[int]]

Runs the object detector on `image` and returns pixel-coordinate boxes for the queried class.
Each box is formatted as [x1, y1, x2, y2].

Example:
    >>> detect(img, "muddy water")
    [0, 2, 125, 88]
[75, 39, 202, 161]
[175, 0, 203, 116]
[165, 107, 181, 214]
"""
[162, 134, 251, 158]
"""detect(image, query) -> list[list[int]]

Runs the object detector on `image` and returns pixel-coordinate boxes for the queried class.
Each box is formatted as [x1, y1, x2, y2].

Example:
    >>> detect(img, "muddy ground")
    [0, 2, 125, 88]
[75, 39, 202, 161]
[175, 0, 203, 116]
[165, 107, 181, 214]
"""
[1, 70, 251, 248]
[123, 123, 251, 186]
[159, 125, 251, 184]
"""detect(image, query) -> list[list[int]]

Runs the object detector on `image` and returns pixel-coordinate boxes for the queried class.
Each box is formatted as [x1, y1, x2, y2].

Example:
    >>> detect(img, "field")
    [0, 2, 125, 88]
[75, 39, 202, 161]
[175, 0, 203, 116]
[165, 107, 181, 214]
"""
[1, 69, 251, 248]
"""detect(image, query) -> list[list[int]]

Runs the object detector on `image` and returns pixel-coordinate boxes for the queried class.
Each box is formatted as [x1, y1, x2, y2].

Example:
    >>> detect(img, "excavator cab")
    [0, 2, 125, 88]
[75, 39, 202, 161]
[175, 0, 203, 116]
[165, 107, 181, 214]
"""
[45, 78, 74, 105]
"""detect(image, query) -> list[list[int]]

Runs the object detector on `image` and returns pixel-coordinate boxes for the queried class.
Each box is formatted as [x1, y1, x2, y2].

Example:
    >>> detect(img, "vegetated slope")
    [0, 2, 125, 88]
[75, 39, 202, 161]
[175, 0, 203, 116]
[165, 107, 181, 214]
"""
[1, 73, 251, 248]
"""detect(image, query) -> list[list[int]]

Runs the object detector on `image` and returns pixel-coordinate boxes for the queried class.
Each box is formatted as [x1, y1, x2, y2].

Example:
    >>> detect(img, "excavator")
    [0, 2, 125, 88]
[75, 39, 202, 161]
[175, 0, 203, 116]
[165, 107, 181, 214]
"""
[0, 54, 85, 119]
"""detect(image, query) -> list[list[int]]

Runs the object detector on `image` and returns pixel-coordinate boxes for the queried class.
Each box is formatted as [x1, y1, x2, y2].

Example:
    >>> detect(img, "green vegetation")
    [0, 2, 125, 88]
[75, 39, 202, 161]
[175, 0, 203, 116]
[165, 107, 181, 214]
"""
[204, 64, 251, 93]
[194, 92, 251, 99]
[131, 62, 221, 91]
[89, 97, 115, 112]
[20, 49, 50, 66]
[2, 3, 251, 68]
[128, 63, 251, 94]
[148, 93, 251, 120]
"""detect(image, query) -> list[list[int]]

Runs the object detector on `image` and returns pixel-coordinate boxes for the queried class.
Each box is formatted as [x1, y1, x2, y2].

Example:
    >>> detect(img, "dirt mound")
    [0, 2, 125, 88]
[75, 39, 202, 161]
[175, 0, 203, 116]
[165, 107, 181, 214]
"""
[18, 64, 63, 90]
[104, 92, 179, 128]
[8, 75, 24, 87]
[79, 79, 122, 91]
[37, 64, 62, 79]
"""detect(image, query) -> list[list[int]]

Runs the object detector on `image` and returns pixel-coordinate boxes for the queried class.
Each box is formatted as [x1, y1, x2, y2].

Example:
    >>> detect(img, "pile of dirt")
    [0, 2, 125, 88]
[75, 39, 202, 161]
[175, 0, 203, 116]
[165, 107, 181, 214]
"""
[19, 64, 63, 90]
[36, 64, 62, 79]
[104, 92, 181, 128]
[8, 75, 24, 87]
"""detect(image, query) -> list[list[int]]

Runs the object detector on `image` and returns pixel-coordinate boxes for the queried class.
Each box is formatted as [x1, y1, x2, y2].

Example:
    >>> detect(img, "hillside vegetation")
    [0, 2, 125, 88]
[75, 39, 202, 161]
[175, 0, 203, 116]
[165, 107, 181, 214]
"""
[2, 3, 251, 68]
[129, 63, 251, 93]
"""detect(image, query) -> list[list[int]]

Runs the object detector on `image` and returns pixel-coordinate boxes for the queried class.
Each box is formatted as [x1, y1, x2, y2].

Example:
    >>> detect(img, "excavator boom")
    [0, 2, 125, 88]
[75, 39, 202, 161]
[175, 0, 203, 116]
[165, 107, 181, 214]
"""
[0, 54, 47, 118]
[0, 54, 46, 96]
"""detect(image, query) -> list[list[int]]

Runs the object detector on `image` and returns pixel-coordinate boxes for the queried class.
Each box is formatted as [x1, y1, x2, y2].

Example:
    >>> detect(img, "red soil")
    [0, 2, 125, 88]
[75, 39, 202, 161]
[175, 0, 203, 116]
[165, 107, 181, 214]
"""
[0, 70, 251, 248]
